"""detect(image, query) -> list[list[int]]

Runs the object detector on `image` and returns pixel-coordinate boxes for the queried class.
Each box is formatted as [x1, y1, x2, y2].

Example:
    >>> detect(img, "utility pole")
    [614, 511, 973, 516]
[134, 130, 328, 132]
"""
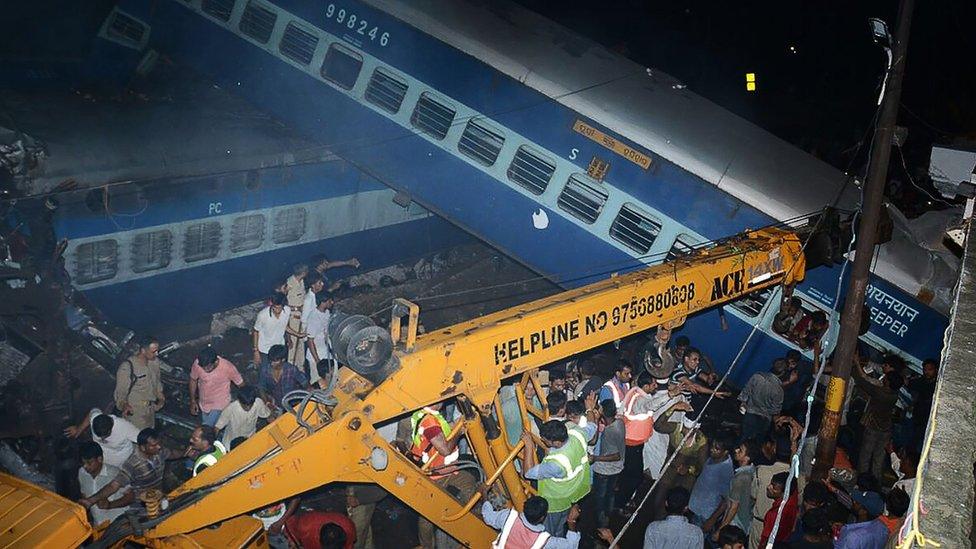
[812, 0, 914, 480]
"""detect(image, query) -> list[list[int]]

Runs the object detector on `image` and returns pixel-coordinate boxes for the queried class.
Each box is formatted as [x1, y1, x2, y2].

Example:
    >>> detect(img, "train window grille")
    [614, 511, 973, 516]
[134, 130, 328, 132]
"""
[279, 22, 319, 66]
[666, 234, 699, 261]
[183, 221, 223, 263]
[458, 119, 505, 167]
[106, 11, 147, 46]
[507, 146, 555, 195]
[131, 230, 173, 273]
[610, 204, 661, 254]
[239, 1, 277, 43]
[410, 92, 456, 140]
[201, 0, 235, 22]
[320, 43, 363, 90]
[364, 68, 408, 114]
[558, 174, 609, 224]
[230, 214, 266, 252]
[74, 240, 118, 284]
[729, 286, 774, 318]
[273, 207, 307, 244]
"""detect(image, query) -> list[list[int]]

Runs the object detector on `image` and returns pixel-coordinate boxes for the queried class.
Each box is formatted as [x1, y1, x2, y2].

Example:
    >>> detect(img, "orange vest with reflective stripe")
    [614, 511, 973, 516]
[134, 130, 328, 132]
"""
[491, 509, 551, 549]
[622, 387, 654, 446]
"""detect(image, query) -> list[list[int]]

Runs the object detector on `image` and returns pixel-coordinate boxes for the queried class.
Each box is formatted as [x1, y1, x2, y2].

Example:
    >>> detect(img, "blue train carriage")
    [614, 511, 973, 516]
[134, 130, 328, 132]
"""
[103, 0, 950, 380]
[55, 162, 468, 331]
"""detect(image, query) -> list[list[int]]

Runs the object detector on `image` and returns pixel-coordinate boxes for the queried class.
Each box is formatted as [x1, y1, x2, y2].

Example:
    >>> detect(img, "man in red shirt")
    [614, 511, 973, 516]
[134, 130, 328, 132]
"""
[759, 472, 799, 547]
[284, 510, 356, 549]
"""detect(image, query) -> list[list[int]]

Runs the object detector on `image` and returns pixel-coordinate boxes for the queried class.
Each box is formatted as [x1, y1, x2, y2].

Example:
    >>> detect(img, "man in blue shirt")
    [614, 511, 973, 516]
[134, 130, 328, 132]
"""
[689, 437, 734, 536]
[643, 487, 705, 549]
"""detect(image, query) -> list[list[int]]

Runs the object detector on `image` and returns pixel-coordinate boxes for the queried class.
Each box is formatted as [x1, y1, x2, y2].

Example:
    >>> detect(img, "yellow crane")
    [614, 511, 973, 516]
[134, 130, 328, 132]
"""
[0, 224, 817, 548]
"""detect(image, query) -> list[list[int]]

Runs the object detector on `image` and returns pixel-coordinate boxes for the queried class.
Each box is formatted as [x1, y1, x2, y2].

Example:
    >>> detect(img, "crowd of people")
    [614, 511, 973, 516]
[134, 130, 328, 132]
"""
[59, 262, 940, 549]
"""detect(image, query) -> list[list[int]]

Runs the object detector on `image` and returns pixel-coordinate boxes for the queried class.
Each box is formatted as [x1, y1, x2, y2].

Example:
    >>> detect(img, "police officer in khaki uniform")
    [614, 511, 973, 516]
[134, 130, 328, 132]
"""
[114, 336, 164, 430]
[284, 263, 308, 368]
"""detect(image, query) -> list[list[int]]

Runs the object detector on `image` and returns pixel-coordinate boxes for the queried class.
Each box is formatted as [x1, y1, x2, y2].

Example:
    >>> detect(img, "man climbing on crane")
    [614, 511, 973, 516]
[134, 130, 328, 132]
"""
[521, 420, 591, 537]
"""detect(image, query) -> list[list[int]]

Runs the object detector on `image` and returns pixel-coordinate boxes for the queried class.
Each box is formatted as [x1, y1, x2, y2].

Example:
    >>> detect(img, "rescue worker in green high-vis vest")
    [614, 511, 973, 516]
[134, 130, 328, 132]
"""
[521, 420, 590, 537]
[189, 424, 227, 477]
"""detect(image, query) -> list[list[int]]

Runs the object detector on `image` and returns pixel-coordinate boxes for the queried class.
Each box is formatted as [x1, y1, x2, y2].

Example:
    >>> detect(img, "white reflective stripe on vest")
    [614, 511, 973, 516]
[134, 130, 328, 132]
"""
[567, 428, 587, 447]
[545, 453, 584, 483]
[193, 454, 219, 476]
[602, 381, 625, 406]
[492, 510, 551, 549]
[623, 394, 652, 420]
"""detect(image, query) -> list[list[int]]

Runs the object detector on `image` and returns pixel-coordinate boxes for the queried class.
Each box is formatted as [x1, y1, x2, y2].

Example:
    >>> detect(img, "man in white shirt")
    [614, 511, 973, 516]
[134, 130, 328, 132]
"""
[215, 385, 272, 448]
[253, 293, 295, 368]
[64, 408, 140, 468]
[304, 291, 335, 386]
[77, 442, 129, 526]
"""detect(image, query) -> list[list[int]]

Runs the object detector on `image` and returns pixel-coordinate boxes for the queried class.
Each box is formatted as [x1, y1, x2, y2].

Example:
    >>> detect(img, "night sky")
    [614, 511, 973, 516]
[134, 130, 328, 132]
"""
[517, 0, 976, 212]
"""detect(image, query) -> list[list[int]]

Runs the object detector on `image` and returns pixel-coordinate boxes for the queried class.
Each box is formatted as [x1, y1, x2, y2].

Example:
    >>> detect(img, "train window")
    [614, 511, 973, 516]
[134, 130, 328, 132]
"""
[728, 286, 774, 318]
[410, 92, 456, 140]
[106, 10, 147, 47]
[239, 1, 277, 43]
[279, 21, 319, 66]
[365, 68, 408, 114]
[458, 119, 505, 167]
[230, 214, 266, 252]
[320, 43, 363, 90]
[507, 146, 555, 195]
[772, 295, 831, 350]
[74, 240, 118, 284]
[273, 207, 307, 244]
[131, 230, 173, 273]
[183, 221, 223, 263]
[610, 203, 662, 253]
[558, 174, 609, 224]
[201, 0, 235, 22]
[667, 234, 698, 261]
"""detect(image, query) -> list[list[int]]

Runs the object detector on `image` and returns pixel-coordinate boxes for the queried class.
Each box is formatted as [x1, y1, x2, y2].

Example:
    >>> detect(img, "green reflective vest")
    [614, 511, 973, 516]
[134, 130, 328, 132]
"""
[193, 440, 227, 477]
[538, 428, 590, 512]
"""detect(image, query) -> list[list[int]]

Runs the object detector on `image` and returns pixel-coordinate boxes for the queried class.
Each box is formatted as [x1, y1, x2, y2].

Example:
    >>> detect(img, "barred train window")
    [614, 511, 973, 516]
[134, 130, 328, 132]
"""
[106, 10, 147, 46]
[411, 92, 456, 140]
[320, 43, 363, 90]
[279, 22, 319, 66]
[610, 203, 661, 254]
[131, 230, 173, 273]
[230, 214, 266, 252]
[667, 234, 698, 261]
[365, 68, 408, 114]
[239, 1, 277, 44]
[507, 146, 555, 195]
[74, 240, 118, 284]
[201, 0, 235, 22]
[458, 119, 505, 167]
[183, 222, 222, 263]
[273, 207, 307, 244]
[557, 174, 608, 224]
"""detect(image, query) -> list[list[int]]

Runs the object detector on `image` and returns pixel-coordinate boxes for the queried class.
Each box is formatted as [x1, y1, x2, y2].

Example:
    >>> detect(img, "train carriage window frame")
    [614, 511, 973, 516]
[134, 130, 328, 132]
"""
[609, 203, 662, 254]
[507, 145, 556, 195]
[200, 0, 236, 22]
[279, 21, 320, 66]
[320, 42, 364, 90]
[131, 229, 173, 273]
[364, 68, 408, 114]
[230, 214, 267, 253]
[458, 118, 505, 167]
[272, 207, 307, 244]
[557, 173, 609, 224]
[74, 240, 119, 284]
[183, 221, 223, 263]
[410, 92, 456, 141]
[239, 0, 278, 44]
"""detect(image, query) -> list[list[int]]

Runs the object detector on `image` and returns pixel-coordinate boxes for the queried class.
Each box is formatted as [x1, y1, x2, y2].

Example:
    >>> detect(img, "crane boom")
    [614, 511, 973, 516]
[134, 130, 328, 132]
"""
[108, 226, 809, 547]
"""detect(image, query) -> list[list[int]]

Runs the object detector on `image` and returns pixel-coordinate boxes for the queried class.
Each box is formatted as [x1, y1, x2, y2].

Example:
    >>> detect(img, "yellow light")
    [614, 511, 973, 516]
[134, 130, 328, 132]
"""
[746, 82, 757, 91]
[745, 73, 757, 92]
